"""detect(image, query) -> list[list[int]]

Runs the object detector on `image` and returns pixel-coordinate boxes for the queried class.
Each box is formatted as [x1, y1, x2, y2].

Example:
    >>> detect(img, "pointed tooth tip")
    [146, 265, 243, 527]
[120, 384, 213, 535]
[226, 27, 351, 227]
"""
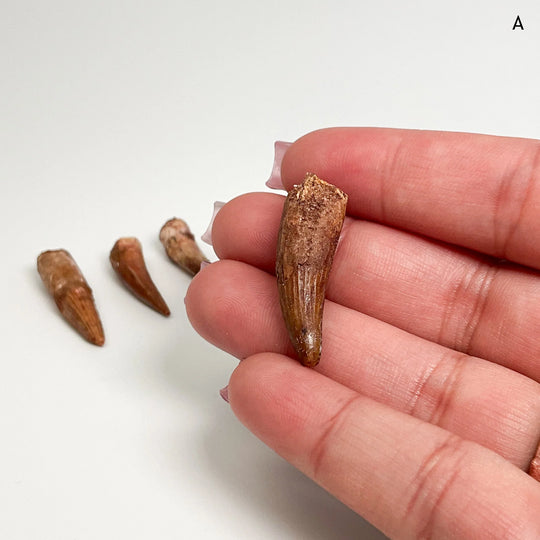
[152, 290, 171, 316]
[123, 277, 171, 316]
[298, 349, 321, 368]
[73, 316, 105, 346]
[129, 285, 171, 317]
[59, 287, 105, 347]
[80, 319, 105, 346]
[136, 291, 171, 316]
[90, 333, 106, 346]
[154, 301, 171, 317]
[74, 317, 105, 347]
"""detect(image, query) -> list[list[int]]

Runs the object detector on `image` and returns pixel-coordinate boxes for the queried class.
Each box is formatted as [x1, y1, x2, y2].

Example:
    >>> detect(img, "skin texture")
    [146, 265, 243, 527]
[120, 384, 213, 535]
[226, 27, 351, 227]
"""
[185, 128, 540, 539]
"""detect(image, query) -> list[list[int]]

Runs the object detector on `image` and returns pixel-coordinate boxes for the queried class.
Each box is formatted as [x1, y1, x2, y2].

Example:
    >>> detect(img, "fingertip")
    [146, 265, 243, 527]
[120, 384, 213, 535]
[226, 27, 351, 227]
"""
[184, 261, 212, 331]
[185, 260, 245, 344]
[185, 260, 287, 360]
[228, 352, 284, 412]
[228, 353, 308, 455]
[211, 192, 284, 271]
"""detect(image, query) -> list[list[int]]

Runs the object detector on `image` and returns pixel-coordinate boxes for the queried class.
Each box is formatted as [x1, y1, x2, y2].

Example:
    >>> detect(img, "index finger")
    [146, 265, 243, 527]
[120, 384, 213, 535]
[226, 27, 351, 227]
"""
[229, 353, 540, 539]
[281, 128, 540, 268]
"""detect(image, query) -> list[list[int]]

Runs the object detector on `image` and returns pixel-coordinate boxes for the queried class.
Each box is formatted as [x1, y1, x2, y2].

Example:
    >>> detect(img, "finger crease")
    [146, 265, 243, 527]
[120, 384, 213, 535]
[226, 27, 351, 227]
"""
[460, 265, 499, 355]
[496, 143, 540, 259]
[405, 433, 469, 540]
[380, 137, 407, 223]
[309, 394, 363, 480]
[408, 350, 468, 426]
[439, 261, 499, 354]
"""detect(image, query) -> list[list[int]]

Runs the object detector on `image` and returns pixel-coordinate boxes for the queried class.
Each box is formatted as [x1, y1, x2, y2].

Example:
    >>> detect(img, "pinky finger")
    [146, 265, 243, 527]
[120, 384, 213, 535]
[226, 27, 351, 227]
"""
[228, 354, 540, 540]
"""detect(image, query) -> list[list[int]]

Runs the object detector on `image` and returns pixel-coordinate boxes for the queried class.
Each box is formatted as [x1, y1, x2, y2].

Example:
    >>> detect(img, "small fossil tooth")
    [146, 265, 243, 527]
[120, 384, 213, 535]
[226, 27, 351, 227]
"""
[159, 218, 209, 276]
[110, 237, 170, 316]
[37, 249, 105, 346]
[276, 173, 348, 367]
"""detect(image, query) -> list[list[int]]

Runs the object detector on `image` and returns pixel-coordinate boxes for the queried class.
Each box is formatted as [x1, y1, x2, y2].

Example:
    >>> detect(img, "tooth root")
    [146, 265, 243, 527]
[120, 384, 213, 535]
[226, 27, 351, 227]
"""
[159, 218, 209, 276]
[276, 173, 348, 367]
[37, 249, 105, 346]
[110, 237, 170, 316]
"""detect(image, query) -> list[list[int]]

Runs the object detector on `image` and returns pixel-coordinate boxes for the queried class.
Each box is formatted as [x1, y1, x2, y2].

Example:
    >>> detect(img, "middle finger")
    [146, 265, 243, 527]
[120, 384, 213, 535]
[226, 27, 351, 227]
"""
[211, 192, 540, 382]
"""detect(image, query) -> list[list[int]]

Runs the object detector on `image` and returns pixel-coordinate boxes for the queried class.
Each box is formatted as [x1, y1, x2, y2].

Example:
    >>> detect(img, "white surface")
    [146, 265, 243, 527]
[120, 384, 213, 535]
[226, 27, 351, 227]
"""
[2, 1, 540, 539]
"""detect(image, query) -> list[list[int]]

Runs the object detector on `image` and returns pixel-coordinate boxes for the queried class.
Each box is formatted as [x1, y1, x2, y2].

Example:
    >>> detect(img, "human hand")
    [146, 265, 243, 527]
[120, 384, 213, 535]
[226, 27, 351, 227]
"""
[186, 128, 540, 539]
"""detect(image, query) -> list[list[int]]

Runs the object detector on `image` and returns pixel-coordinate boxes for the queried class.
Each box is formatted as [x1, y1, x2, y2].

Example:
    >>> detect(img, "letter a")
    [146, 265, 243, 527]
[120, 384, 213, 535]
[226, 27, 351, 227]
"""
[513, 15, 524, 30]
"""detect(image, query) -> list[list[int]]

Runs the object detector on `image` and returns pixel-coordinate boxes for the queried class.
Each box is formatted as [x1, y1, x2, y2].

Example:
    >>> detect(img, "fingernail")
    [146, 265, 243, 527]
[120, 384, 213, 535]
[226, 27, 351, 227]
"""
[201, 201, 225, 246]
[200, 260, 211, 270]
[265, 141, 292, 190]
[219, 385, 229, 403]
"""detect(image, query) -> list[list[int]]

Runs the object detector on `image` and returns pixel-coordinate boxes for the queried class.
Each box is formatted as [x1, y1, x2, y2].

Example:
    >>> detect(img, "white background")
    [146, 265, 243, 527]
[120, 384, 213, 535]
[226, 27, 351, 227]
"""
[2, 1, 540, 539]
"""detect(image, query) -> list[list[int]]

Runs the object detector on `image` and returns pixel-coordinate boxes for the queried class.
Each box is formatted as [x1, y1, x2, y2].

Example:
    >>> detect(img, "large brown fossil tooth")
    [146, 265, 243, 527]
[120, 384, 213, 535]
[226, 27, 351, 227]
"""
[276, 173, 348, 367]
[159, 218, 209, 276]
[110, 237, 170, 316]
[37, 249, 105, 346]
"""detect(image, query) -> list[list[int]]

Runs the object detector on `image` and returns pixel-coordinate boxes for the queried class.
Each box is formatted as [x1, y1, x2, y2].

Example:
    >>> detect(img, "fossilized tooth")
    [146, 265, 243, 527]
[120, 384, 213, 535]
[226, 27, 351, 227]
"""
[159, 218, 209, 276]
[529, 443, 540, 482]
[276, 173, 348, 367]
[110, 237, 170, 316]
[37, 249, 105, 346]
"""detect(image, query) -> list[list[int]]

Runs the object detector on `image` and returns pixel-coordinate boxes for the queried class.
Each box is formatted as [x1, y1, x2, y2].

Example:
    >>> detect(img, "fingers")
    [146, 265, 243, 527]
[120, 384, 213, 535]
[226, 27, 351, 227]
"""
[228, 354, 540, 540]
[185, 261, 540, 468]
[280, 128, 540, 269]
[211, 192, 540, 381]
